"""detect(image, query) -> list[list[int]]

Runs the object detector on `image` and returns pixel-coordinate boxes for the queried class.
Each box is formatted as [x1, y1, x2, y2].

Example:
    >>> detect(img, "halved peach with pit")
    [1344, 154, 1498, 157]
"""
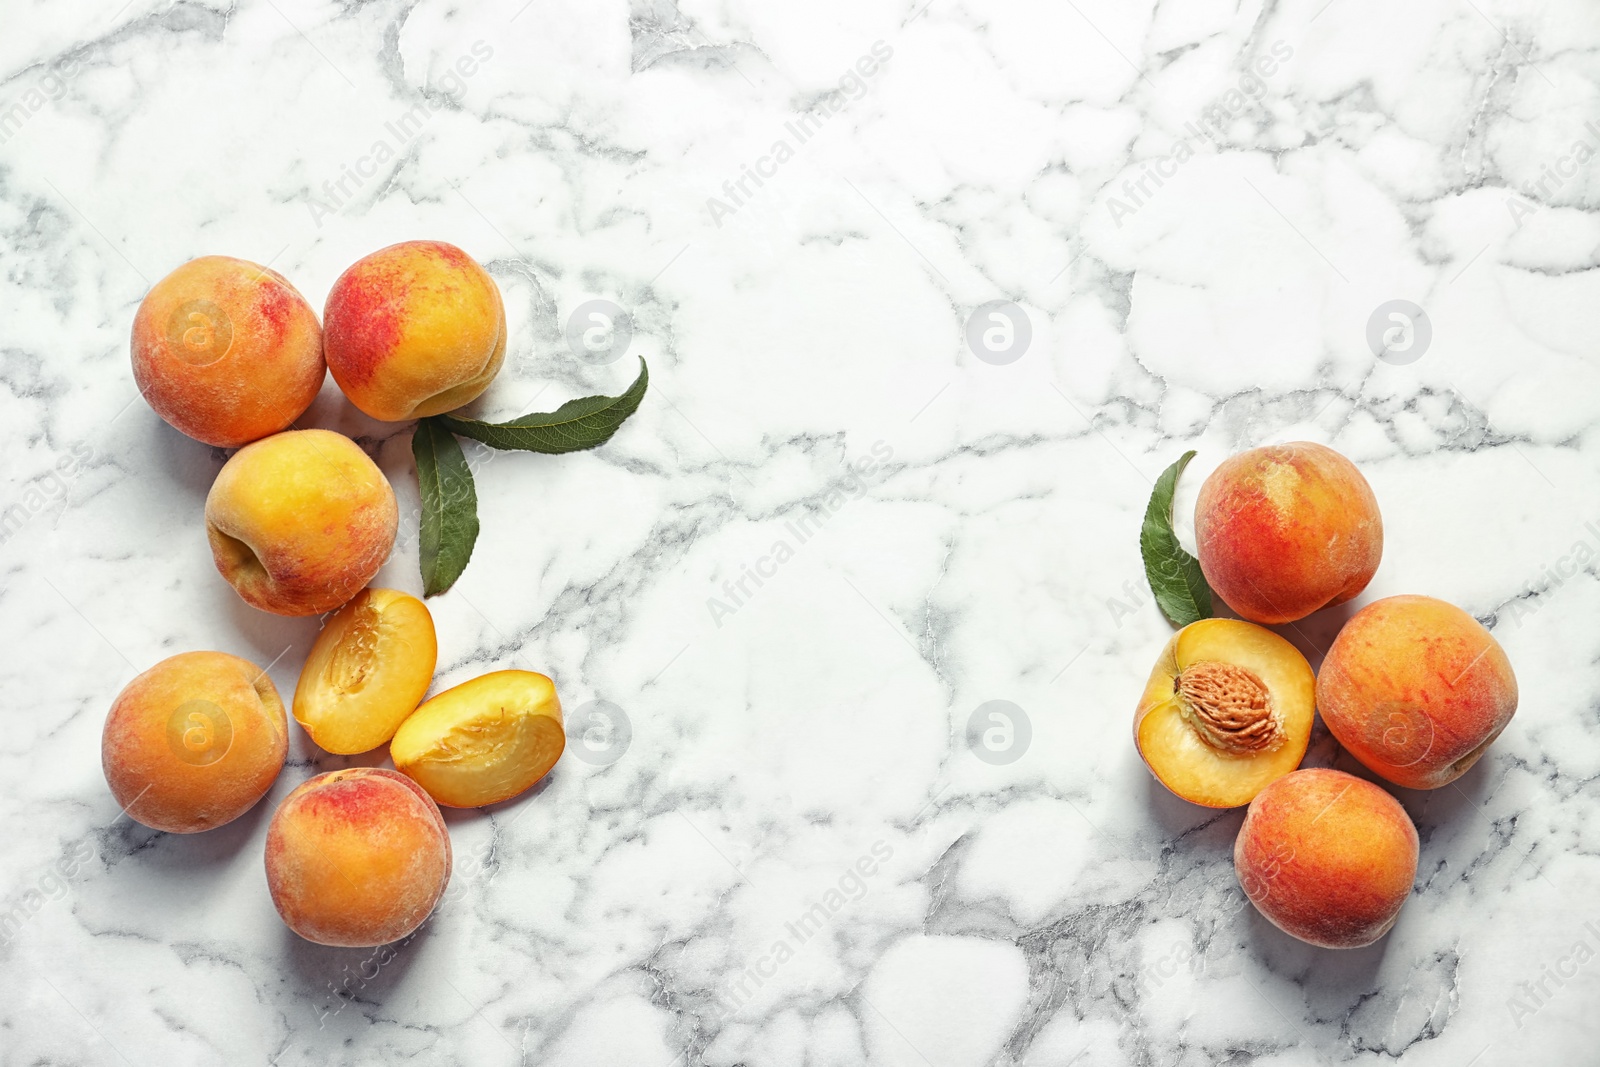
[390, 670, 564, 808]
[293, 588, 438, 755]
[1135, 618, 1314, 808]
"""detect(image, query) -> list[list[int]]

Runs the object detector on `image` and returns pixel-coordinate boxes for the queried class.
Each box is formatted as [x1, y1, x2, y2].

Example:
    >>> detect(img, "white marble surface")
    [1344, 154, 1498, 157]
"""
[3, 0, 1598, 1063]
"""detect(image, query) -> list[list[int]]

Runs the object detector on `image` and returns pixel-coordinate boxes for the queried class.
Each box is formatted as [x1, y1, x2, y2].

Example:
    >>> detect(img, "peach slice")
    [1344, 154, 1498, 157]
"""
[1135, 618, 1315, 808]
[292, 588, 438, 755]
[390, 670, 564, 808]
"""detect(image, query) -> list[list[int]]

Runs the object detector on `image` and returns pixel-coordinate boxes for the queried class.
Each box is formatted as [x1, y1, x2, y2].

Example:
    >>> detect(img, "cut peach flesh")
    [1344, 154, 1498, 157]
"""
[1136, 618, 1314, 808]
[390, 670, 565, 808]
[293, 589, 437, 754]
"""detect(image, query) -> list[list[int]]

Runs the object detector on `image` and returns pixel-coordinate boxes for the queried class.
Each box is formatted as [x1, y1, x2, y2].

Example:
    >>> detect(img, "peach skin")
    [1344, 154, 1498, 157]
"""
[1234, 768, 1418, 949]
[1318, 595, 1518, 789]
[204, 429, 398, 616]
[391, 670, 564, 808]
[265, 767, 451, 947]
[1135, 618, 1315, 808]
[132, 255, 325, 448]
[101, 651, 288, 833]
[293, 588, 438, 754]
[1194, 442, 1382, 624]
[322, 240, 506, 421]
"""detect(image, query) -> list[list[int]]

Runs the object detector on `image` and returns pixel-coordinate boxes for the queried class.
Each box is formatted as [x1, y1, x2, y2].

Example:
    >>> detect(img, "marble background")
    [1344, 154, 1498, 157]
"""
[2, 0, 1598, 1063]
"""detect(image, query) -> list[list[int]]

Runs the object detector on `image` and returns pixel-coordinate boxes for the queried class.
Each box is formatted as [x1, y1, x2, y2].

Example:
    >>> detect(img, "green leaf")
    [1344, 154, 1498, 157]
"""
[438, 358, 649, 454]
[412, 418, 480, 597]
[1140, 450, 1214, 628]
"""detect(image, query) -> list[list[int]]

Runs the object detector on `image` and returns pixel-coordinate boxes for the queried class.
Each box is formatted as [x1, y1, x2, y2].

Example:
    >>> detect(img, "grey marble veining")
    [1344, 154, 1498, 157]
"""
[2, 0, 1598, 1064]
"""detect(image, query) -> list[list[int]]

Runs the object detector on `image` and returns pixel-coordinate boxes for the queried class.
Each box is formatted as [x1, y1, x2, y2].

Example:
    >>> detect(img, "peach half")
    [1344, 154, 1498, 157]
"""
[102, 651, 288, 833]
[293, 588, 437, 754]
[265, 767, 451, 947]
[1235, 768, 1418, 949]
[132, 256, 325, 448]
[391, 670, 564, 808]
[204, 429, 398, 616]
[322, 240, 506, 421]
[1135, 618, 1314, 808]
[1195, 442, 1382, 624]
[1318, 595, 1517, 790]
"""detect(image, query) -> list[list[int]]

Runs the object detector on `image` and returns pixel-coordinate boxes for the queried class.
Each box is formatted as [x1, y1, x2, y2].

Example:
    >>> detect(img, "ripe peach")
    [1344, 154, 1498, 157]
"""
[391, 670, 564, 808]
[1194, 442, 1382, 624]
[204, 429, 398, 616]
[265, 767, 451, 947]
[131, 255, 325, 448]
[1135, 618, 1315, 808]
[1235, 768, 1418, 949]
[322, 240, 506, 421]
[293, 588, 437, 754]
[1318, 595, 1518, 789]
[101, 651, 288, 833]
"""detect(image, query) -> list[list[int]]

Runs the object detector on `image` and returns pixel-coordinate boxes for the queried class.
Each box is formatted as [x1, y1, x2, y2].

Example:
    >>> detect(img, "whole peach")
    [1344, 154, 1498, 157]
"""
[323, 240, 506, 421]
[1318, 595, 1517, 789]
[204, 429, 398, 616]
[101, 651, 289, 833]
[1194, 442, 1382, 624]
[132, 256, 324, 447]
[265, 768, 450, 947]
[1235, 768, 1418, 949]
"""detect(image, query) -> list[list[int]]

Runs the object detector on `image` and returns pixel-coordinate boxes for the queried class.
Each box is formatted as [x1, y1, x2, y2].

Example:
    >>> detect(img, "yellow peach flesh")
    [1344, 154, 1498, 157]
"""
[390, 670, 564, 808]
[1135, 618, 1314, 808]
[293, 589, 438, 754]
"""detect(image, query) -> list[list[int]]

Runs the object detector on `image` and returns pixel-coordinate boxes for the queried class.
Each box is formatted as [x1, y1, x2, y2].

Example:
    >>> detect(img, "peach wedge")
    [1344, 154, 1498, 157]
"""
[293, 588, 438, 755]
[1135, 618, 1314, 808]
[391, 670, 564, 808]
